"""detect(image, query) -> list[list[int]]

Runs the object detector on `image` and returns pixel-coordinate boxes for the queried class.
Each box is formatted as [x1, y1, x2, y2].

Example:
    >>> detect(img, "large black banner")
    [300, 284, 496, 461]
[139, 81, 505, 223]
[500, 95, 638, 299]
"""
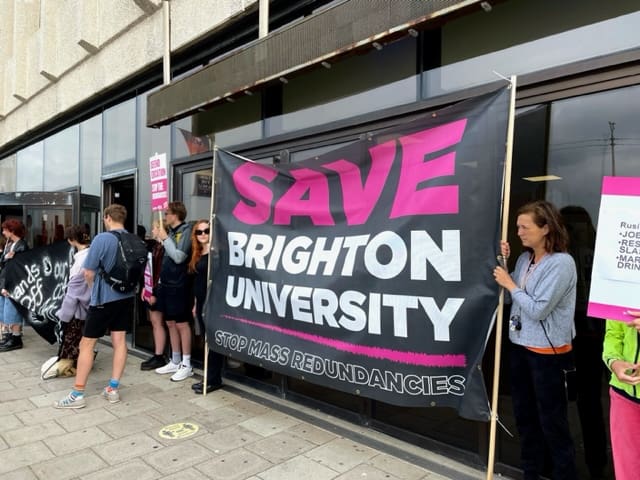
[3, 241, 74, 344]
[207, 89, 509, 420]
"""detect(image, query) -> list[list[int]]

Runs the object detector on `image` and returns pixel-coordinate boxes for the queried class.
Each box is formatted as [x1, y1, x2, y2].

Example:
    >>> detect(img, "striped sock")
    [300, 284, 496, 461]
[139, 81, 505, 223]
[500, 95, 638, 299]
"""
[71, 385, 85, 397]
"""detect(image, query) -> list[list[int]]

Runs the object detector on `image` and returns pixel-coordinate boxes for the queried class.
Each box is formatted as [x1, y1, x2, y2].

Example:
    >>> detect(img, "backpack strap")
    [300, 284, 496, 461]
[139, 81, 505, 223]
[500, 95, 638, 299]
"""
[99, 230, 122, 278]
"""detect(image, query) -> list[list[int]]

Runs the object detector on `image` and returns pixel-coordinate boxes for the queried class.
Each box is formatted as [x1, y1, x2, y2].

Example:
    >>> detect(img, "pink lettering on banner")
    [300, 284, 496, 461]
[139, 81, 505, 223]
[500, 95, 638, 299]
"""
[225, 314, 467, 367]
[323, 139, 395, 226]
[230, 118, 466, 225]
[390, 119, 467, 218]
[274, 168, 334, 226]
[232, 163, 278, 225]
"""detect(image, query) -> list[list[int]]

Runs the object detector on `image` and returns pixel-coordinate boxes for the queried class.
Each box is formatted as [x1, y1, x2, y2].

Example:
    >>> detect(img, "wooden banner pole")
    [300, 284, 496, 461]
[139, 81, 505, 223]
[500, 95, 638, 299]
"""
[203, 145, 217, 396]
[486, 75, 517, 480]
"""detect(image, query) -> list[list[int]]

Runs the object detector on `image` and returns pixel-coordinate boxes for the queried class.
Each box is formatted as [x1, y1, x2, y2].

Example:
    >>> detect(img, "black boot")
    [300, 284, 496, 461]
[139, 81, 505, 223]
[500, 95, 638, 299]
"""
[0, 331, 11, 345]
[0, 335, 22, 352]
[140, 354, 166, 370]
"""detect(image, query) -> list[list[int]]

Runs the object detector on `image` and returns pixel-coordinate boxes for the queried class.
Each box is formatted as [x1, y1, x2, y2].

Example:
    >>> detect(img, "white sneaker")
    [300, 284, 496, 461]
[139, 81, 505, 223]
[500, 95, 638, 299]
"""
[170, 364, 193, 382]
[155, 361, 180, 375]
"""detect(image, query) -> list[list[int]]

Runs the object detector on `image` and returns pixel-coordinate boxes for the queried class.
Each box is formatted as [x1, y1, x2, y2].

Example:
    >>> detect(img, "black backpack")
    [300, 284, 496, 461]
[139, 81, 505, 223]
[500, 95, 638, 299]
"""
[101, 231, 148, 293]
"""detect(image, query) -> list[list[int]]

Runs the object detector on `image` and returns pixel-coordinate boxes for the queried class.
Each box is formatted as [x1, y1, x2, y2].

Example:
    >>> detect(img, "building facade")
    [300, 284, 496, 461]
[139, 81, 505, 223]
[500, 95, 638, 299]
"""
[2, 1, 640, 477]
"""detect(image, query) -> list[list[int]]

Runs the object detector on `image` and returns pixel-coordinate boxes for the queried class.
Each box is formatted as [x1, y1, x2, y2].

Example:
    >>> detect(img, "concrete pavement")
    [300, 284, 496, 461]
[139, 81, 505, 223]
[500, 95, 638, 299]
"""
[0, 328, 492, 480]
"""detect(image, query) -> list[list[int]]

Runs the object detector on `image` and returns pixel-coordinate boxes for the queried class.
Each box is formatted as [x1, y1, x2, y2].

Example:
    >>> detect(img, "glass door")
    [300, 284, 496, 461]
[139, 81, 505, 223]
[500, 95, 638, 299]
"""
[24, 207, 73, 247]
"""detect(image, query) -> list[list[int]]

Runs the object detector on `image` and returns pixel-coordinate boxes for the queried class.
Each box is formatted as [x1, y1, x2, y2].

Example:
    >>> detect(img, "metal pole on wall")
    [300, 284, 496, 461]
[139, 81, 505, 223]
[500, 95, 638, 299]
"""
[486, 75, 517, 480]
[163, 0, 171, 84]
[259, 0, 269, 38]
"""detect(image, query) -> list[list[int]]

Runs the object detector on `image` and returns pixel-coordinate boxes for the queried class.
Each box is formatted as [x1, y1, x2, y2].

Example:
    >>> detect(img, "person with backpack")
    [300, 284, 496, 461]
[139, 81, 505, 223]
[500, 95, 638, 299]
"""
[153, 201, 194, 382]
[54, 204, 139, 409]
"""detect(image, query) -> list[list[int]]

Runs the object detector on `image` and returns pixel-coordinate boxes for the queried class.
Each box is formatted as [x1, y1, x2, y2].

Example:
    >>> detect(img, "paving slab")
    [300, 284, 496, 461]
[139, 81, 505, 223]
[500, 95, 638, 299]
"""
[0, 328, 495, 480]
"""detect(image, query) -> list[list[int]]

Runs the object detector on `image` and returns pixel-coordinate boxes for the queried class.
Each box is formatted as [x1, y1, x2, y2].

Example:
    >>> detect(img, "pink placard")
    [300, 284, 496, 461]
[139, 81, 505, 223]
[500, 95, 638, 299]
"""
[588, 176, 640, 322]
[150, 153, 168, 212]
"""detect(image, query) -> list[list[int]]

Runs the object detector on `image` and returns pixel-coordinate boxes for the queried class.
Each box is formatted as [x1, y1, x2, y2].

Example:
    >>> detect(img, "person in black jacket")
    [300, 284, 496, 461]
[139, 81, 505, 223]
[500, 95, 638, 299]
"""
[189, 219, 224, 394]
[0, 219, 29, 351]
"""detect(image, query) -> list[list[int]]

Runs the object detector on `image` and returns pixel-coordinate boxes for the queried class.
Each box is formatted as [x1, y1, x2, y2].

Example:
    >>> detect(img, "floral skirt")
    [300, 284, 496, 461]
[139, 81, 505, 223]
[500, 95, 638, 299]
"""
[58, 318, 84, 360]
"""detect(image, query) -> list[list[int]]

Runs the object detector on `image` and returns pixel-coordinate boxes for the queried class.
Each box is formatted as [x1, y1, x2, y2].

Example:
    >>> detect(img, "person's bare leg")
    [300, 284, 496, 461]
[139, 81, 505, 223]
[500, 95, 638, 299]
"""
[176, 322, 192, 356]
[149, 310, 166, 355]
[166, 320, 180, 354]
[75, 337, 99, 386]
[110, 331, 127, 381]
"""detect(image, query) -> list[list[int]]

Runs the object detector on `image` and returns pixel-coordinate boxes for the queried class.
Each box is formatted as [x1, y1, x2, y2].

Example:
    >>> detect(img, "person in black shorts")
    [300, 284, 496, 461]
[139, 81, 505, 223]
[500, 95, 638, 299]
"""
[153, 201, 194, 382]
[54, 204, 136, 409]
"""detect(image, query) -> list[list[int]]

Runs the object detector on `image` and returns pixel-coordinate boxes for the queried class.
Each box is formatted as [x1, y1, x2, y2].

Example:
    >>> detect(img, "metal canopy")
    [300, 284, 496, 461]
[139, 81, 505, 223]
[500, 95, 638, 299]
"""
[146, 0, 477, 128]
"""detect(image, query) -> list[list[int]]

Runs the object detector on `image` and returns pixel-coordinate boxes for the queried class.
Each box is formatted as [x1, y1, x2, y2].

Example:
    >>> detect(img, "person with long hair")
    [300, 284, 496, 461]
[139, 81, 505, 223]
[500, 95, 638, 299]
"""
[139, 220, 167, 370]
[189, 219, 223, 394]
[43, 225, 92, 378]
[493, 200, 578, 480]
[0, 219, 29, 351]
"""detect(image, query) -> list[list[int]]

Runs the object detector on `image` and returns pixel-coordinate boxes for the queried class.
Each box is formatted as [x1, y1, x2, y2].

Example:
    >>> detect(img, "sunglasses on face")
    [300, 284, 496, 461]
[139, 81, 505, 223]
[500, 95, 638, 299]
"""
[195, 228, 210, 235]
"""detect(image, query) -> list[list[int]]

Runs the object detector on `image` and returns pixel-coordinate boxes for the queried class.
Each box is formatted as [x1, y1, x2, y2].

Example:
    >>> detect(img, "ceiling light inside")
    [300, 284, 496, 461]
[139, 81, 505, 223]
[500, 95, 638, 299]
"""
[522, 175, 562, 182]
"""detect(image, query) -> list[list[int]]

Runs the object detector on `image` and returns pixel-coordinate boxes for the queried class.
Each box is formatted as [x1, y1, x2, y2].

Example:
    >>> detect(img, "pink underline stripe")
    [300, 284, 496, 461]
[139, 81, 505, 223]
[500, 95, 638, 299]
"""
[222, 315, 467, 367]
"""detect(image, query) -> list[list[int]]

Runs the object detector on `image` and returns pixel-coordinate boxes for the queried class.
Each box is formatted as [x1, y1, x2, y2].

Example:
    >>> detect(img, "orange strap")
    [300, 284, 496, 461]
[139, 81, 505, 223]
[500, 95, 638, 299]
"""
[526, 344, 572, 355]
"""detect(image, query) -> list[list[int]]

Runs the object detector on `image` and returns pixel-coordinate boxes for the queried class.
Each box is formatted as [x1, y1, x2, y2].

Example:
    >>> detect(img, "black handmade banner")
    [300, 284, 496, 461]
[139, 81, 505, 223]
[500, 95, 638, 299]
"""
[2, 241, 73, 344]
[206, 88, 509, 420]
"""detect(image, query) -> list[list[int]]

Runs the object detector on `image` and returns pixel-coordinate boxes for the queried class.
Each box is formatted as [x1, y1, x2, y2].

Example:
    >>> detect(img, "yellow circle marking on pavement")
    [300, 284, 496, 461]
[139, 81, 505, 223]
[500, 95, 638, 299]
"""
[159, 422, 199, 439]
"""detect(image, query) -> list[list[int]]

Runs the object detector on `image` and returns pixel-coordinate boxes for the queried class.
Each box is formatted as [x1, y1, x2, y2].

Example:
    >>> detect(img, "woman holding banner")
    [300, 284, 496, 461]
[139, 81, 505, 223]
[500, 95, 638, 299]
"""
[493, 200, 578, 480]
[189, 219, 223, 394]
[602, 312, 640, 480]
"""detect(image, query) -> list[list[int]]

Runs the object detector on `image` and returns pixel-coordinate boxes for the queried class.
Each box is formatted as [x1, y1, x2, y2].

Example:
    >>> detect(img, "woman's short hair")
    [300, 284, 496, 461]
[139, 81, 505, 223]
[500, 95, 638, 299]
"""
[1, 219, 26, 239]
[517, 200, 569, 253]
[65, 224, 90, 245]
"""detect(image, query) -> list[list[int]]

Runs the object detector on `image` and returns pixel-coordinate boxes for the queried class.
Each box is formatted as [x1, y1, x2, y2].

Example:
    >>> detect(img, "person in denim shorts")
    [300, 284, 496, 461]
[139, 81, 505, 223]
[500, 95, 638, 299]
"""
[0, 219, 29, 352]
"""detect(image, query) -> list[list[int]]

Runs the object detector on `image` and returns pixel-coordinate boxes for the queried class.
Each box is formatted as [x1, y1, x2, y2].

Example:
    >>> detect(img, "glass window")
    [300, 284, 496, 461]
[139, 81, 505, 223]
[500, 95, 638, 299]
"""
[138, 91, 171, 232]
[271, 37, 417, 136]
[172, 117, 207, 159]
[16, 141, 44, 191]
[546, 84, 640, 227]
[204, 94, 262, 149]
[182, 168, 213, 222]
[497, 84, 640, 478]
[103, 98, 136, 172]
[44, 125, 79, 191]
[0, 155, 17, 192]
[425, 2, 640, 98]
[172, 94, 261, 159]
[80, 113, 102, 196]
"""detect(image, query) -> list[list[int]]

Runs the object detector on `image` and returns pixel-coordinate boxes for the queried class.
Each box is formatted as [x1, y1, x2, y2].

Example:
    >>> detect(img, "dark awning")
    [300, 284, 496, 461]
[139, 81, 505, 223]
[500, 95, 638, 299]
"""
[146, 0, 478, 128]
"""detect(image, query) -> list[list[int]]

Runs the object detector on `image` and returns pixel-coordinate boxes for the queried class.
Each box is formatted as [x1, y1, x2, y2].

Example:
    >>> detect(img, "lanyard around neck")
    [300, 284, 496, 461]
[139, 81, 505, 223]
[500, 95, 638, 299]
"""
[519, 255, 541, 290]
